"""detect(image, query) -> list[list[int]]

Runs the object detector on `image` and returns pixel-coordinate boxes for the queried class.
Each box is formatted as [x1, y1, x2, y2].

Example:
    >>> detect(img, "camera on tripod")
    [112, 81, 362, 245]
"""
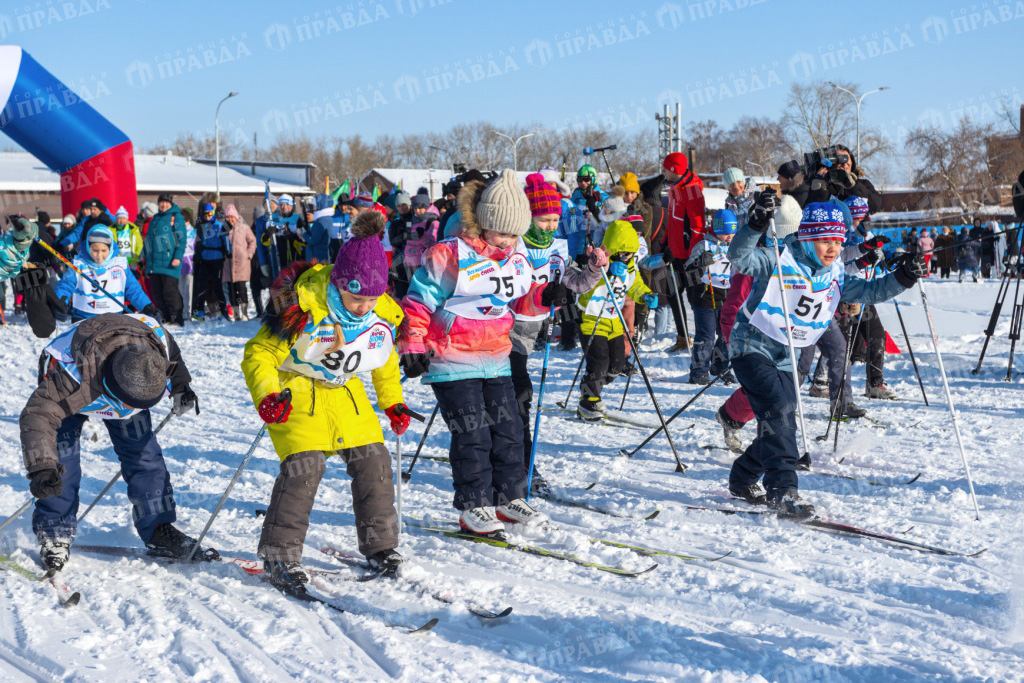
[802, 145, 856, 199]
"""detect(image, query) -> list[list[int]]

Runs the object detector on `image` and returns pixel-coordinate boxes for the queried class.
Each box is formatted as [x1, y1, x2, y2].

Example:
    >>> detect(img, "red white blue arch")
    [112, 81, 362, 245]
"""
[0, 46, 137, 218]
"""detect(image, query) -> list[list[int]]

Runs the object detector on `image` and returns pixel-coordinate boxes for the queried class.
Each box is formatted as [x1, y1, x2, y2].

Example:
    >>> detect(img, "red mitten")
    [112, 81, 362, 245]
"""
[385, 404, 411, 435]
[258, 392, 293, 424]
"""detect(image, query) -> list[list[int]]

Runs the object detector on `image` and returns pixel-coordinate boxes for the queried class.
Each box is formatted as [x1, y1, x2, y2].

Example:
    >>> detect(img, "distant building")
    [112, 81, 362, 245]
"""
[0, 152, 313, 219]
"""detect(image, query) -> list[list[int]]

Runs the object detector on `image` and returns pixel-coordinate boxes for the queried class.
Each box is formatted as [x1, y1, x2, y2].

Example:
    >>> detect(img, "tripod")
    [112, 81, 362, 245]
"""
[973, 229, 1024, 380]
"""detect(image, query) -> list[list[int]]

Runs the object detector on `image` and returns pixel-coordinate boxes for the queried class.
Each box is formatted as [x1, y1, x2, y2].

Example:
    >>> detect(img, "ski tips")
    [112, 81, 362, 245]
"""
[404, 617, 440, 634]
[61, 592, 82, 608]
[644, 510, 661, 521]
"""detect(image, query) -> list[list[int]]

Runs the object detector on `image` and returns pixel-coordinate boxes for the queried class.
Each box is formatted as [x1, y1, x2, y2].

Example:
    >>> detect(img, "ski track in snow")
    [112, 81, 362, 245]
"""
[0, 280, 1022, 682]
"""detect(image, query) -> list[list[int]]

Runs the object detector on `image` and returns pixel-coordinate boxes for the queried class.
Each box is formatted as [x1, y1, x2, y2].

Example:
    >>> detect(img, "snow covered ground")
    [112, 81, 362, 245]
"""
[1, 277, 1022, 682]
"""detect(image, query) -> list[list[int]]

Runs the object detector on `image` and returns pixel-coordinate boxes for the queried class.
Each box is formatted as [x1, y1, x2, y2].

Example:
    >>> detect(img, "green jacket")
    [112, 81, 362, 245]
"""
[142, 205, 186, 277]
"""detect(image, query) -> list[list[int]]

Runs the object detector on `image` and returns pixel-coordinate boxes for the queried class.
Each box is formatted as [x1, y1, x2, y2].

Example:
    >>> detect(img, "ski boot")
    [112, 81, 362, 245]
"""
[866, 383, 898, 400]
[459, 507, 506, 540]
[770, 490, 816, 520]
[223, 304, 235, 321]
[808, 381, 830, 399]
[145, 523, 220, 561]
[495, 498, 549, 527]
[264, 559, 310, 595]
[796, 453, 812, 471]
[529, 469, 552, 498]
[688, 371, 712, 385]
[831, 400, 866, 420]
[366, 549, 404, 578]
[716, 407, 744, 453]
[619, 360, 635, 377]
[576, 398, 605, 423]
[729, 483, 767, 506]
[40, 539, 70, 573]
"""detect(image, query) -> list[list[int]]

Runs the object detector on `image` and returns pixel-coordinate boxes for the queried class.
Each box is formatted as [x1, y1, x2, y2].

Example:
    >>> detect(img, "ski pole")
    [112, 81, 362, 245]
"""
[34, 238, 132, 313]
[618, 374, 720, 458]
[526, 307, 557, 501]
[78, 411, 175, 523]
[617, 322, 645, 411]
[402, 403, 438, 482]
[766, 218, 811, 462]
[187, 388, 291, 561]
[556, 289, 609, 411]
[918, 279, 981, 520]
[599, 270, 689, 472]
[666, 261, 691, 348]
[0, 498, 33, 536]
[892, 296, 928, 405]
[826, 303, 869, 453]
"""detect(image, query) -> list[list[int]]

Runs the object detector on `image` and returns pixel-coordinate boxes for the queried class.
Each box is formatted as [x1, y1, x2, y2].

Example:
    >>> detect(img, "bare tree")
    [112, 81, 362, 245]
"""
[905, 117, 999, 214]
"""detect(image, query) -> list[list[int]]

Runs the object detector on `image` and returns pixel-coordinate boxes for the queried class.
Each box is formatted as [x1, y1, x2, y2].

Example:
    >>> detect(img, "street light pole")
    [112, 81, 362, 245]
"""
[826, 82, 889, 160]
[215, 91, 239, 201]
[491, 131, 535, 172]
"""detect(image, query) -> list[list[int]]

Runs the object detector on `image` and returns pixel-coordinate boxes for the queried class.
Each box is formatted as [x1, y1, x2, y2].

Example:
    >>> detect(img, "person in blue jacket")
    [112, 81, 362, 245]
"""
[55, 225, 157, 322]
[304, 194, 333, 263]
[142, 194, 187, 326]
[58, 198, 116, 253]
[192, 203, 231, 320]
[725, 192, 926, 519]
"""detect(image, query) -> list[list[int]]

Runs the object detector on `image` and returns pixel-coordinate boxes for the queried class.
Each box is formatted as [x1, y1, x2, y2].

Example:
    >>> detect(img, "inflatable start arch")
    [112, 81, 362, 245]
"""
[0, 45, 137, 218]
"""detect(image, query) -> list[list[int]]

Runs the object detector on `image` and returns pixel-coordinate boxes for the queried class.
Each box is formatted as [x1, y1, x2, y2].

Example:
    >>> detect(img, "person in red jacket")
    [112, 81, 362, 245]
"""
[663, 152, 705, 352]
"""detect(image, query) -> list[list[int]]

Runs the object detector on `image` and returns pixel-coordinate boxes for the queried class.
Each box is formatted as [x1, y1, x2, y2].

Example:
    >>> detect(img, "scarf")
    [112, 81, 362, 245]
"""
[523, 222, 554, 249]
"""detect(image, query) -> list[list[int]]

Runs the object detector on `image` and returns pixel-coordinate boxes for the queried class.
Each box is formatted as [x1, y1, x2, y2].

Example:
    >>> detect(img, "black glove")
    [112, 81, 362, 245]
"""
[29, 466, 64, 499]
[540, 281, 570, 308]
[585, 194, 601, 220]
[697, 250, 715, 268]
[400, 352, 431, 379]
[861, 236, 890, 250]
[662, 244, 673, 263]
[747, 188, 779, 232]
[892, 252, 928, 288]
[171, 385, 199, 416]
[855, 248, 882, 269]
[141, 304, 164, 322]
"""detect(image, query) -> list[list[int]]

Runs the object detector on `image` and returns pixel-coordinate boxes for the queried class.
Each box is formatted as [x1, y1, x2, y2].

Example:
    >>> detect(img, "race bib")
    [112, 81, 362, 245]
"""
[747, 248, 843, 347]
[581, 269, 634, 319]
[280, 315, 394, 386]
[443, 237, 532, 320]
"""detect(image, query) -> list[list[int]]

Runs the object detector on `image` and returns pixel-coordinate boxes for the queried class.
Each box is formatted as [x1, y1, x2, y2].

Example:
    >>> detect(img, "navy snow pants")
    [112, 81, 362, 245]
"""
[431, 377, 527, 511]
[33, 411, 176, 543]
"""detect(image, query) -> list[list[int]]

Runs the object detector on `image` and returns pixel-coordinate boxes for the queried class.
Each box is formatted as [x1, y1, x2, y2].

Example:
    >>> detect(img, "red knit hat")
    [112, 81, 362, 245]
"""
[663, 152, 688, 175]
[524, 173, 563, 218]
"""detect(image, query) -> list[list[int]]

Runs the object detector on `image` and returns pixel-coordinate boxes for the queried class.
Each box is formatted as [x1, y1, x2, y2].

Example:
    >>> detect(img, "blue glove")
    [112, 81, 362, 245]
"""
[644, 293, 659, 309]
[608, 261, 627, 279]
[644, 253, 665, 269]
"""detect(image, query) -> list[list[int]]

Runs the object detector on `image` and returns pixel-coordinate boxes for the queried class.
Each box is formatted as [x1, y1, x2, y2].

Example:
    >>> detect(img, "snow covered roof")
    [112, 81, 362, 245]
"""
[362, 168, 618, 201]
[0, 152, 312, 194]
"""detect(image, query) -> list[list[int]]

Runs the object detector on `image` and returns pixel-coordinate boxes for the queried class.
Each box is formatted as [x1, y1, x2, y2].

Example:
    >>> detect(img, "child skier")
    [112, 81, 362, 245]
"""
[399, 170, 547, 537]
[726, 193, 926, 517]
[575, 219, 657, 422]
[241, 210, 408, 589]
[716, 195, 802, 452]
[55, 224, 158, 322]
[112, 206, 143, 279]
[684, 209, 737, 384]
[509, 173, 607, 493]
[20, 311, 204, 570]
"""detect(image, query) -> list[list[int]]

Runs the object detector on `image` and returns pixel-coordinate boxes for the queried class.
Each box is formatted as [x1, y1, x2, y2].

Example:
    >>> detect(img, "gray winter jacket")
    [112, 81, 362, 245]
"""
[20, 313, 191, 474]
[726, 223, 908, 372]
[509, 257, 604, 356]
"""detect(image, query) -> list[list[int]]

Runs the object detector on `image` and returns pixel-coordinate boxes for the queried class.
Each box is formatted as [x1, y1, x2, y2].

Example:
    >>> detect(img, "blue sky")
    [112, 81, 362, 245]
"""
[7, 0, 1022, 164]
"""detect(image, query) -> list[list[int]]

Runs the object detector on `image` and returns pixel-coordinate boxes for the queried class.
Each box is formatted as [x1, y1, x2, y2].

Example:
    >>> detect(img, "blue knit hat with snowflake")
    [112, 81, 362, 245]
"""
[843, 195, 870, 221]
[798, 202, 846, 242]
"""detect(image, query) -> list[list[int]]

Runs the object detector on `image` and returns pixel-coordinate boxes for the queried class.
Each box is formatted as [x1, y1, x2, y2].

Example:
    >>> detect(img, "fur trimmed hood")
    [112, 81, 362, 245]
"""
[455, 179, 487, 239]
[263, 260, 318, 342]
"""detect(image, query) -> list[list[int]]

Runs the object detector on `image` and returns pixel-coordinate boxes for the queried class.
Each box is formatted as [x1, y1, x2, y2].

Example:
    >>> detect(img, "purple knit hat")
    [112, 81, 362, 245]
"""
[330, 211, 389, 296]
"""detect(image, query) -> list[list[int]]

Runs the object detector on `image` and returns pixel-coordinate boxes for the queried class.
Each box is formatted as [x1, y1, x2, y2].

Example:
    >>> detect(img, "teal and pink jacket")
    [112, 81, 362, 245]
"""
[400, 234, 530, 384]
